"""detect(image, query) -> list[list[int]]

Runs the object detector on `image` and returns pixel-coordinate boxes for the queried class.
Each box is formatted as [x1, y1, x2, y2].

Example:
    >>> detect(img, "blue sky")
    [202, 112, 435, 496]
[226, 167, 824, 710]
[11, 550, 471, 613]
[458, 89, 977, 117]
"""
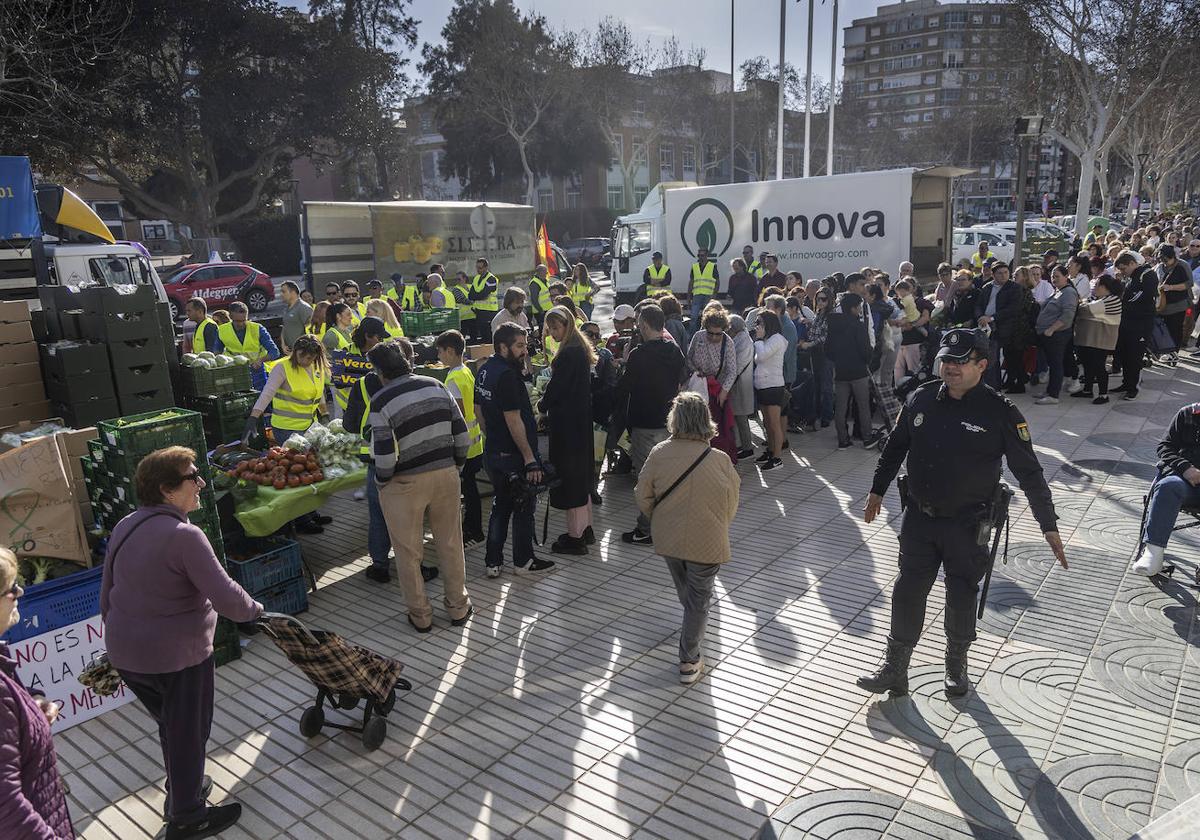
[293, 0, 886, 90]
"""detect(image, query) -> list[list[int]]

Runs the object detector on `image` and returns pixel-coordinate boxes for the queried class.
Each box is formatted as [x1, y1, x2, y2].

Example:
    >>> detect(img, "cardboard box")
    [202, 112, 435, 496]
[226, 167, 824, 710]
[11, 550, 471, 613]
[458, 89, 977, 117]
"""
[2, 342, 39, 367]
[0, 362, 42, 388]
[467, 344, 492, 361]
[56, 427, 99, 458]
[0, 321, 34, 346]
[0, 400, 51, 427]
[0, 381, 46, 409]
[0, 301, 31, 324]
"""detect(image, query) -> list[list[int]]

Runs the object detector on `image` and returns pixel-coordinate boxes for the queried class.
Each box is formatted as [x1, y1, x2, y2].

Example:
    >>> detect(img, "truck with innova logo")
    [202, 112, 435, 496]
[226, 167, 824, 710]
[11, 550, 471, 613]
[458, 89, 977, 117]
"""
[608, 167, 967, 303]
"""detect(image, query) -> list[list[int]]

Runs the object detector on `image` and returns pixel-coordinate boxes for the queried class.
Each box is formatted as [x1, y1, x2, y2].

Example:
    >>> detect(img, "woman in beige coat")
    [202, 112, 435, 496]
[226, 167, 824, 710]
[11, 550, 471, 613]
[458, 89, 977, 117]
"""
[636, 392, 740, 683]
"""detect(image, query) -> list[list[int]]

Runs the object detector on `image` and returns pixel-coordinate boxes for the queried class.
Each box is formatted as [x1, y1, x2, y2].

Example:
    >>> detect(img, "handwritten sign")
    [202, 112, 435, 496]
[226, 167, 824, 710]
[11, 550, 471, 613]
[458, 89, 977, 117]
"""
[10, 614, 134, 731]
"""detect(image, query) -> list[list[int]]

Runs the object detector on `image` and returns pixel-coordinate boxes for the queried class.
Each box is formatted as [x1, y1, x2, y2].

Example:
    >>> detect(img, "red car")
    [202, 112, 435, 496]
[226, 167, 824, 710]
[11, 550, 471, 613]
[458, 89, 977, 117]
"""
[161, 262, 274, 320]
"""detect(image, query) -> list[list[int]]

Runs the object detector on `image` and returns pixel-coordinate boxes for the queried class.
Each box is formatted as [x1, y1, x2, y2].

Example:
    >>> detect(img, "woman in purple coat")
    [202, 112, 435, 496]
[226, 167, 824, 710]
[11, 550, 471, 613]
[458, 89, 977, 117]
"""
[0, 547, 74, 839]
[101, 446, 263, 839]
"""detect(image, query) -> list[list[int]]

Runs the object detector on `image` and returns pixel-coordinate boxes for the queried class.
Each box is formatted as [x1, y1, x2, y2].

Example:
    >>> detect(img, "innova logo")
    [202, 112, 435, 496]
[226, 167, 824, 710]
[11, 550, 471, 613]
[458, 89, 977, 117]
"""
[679, 198, 734, 259]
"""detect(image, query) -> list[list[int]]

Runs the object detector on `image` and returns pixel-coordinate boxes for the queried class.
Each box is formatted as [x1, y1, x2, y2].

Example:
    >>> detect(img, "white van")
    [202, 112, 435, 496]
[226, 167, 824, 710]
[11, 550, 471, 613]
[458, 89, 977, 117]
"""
[952, 227, 1015, 266]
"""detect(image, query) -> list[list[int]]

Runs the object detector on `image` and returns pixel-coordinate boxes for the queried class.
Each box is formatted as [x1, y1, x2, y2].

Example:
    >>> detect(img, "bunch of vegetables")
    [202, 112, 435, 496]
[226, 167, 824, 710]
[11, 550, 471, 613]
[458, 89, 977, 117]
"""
[227, 446, 324, 490]
[280, 420, 361, 475]
[181, 351, 251, 369]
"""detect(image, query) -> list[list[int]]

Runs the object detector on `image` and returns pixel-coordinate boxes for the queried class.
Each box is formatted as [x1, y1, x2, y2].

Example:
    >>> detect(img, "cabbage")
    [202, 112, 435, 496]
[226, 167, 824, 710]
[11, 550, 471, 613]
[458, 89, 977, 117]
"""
[198, 351, 216, 361]
[182, 353, 198, 366]
[283, 435, 309, 451]
[326, 419, 344, 434]
[215, 354, 233, 366]
[233, 354, 250, 365]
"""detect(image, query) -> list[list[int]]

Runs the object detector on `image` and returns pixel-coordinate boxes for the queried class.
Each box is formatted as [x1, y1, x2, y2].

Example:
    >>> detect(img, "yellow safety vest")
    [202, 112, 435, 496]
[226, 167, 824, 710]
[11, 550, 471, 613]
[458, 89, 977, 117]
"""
[192, 317, 217, 354]
[471, 272, 499, 313]
[690, 262, 717, 296]
[570, 276, 593, 306]
[216, 322, 266, 362]
[327, 328, 356, 410]
[451, 284, 476, 323]
[385, 322, 404, 338]
[356, 374, 373, 456]
[428, 280, 450, 308]
[646, 263, 672, 297]
[348, 301, 368, 325]
[529, 276, 552, 312]
[445, 364, 484, 459]
[747, 260, 764, 278]
[387, 286, 421, 310]
[266, 358, 324, 431]
[306, 322, 327, 340]
[971, 250, 993, 270]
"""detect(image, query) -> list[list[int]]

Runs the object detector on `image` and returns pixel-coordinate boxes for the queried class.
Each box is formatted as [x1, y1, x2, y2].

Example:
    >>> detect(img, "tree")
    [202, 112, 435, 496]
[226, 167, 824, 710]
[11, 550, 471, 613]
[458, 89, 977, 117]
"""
[422, 0, 605, 204]
[24, 0, 394, 238]
[1015, 0, 1193, 237]
[0, 0, 130, 137]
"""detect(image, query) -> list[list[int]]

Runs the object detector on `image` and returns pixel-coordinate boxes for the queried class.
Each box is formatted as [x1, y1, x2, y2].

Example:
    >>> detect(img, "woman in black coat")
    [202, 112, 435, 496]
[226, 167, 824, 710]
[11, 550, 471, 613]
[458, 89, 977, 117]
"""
[539, 306, 596, 555]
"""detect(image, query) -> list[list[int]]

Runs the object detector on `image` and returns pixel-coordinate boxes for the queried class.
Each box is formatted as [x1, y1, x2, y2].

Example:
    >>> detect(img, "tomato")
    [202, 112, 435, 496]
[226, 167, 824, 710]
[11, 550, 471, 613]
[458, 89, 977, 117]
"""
[287, 475, 301, 487]
[273, 477, 286, 490]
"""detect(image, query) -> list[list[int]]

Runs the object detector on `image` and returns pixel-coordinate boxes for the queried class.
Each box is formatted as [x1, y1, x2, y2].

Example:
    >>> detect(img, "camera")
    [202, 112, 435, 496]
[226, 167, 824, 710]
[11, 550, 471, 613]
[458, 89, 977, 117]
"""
[505, 462, 561, 512]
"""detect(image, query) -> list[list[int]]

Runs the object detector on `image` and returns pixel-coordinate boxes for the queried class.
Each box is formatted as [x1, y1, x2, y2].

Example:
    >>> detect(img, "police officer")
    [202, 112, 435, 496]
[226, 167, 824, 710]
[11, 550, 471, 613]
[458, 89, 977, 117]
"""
[858, 328, 1067, 698]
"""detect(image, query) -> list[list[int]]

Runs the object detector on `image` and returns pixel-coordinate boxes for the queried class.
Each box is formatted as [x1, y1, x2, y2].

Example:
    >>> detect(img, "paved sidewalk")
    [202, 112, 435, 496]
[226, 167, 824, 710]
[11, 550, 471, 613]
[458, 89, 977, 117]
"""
[60, 359, 1200, 839]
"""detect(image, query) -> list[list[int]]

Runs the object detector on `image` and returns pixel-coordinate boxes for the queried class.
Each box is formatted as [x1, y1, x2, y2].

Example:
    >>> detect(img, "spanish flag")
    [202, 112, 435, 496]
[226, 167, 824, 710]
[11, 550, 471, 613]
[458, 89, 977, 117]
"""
[536, 221, 559, 277]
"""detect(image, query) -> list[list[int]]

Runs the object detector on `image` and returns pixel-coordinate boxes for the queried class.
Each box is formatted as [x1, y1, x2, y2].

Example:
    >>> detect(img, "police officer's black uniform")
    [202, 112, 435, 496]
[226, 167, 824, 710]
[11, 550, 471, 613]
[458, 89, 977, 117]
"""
[858, 328, 1058, 698]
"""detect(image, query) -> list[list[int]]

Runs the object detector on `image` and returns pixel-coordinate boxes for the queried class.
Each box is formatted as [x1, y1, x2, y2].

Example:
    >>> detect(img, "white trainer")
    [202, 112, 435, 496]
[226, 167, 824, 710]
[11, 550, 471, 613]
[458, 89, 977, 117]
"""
[1065, 379, 1084, 395]
[1131, 544, 1165, 576]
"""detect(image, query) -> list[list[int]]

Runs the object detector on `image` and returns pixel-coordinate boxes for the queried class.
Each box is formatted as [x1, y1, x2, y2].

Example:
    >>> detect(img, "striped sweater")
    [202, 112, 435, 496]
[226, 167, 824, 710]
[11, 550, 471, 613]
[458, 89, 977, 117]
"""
[370, 374, 470, 483]
[1074, 294, 1123, 352]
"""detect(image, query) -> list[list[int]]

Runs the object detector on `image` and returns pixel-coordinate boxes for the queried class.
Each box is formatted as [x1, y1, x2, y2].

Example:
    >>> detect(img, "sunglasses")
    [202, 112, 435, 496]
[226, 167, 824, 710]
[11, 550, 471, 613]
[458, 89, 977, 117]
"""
[179, 469, 203, 484]
[941, 356, 981, 367]
[5, 581, 20, 597]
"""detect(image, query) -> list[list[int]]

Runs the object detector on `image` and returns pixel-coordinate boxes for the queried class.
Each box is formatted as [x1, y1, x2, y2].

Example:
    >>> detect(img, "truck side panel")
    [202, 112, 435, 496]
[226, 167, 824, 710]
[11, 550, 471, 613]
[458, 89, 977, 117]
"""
[302, 203, 376, 289]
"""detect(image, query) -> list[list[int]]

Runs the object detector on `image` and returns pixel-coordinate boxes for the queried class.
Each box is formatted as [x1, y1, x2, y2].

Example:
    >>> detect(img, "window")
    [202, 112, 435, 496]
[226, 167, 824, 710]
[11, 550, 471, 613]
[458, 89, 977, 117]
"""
[986, 71, 997, 82]
[420, 150, 439, 183]
[869, 45, 880, 55]
[869, 63, 880, 73]
[682, 144, 695, 171]
[659, 143, 674, 173]
[902, 113, 920, 124]
[870, 26, 881, 36]
[868, 98, 879, 109]
[927, 36, 938, 46]
[633, 187, 650, 210]
[92, 201, 121, 221]
[928, 15, 939, 27]
[632, 99, 645, 119]
[142, 224, 166, 240]
[968, 72, 980, 82]
[924, 93, 936, 104]
[632, 135, 645, 165]
[611, 136, 623, 167]
[923, 73, 937, 85]
[972, 14, 983, 24]
[970, 52, 979, 63]
[944, 10, 967, 28]
[945, 53, 963, 68]
[537, 187, 554, 212]
[971, 34, 981, 44]
[944, 34, 963, 49]
[968, 91, 979, 101]
[566, 187, 581, 209]
[419, 111, 433, 133]
[783, 154, 794, 176]
[922, 112, 934, 122]
[868, 81, 880, 91]
[867, 117, 879, 128]
[943, 89, 961, 103]
[991, 14, 1002, 24]
[607, 186, 625, 210]
[89, 257, 144, 286]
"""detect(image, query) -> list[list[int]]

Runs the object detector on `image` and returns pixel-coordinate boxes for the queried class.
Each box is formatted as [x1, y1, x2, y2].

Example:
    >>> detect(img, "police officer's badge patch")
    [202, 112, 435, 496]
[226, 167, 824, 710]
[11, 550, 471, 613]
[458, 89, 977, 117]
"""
[914, 413, 924, 427]
[949, 333, 959, 344]
[1017, 422, 1030, 442]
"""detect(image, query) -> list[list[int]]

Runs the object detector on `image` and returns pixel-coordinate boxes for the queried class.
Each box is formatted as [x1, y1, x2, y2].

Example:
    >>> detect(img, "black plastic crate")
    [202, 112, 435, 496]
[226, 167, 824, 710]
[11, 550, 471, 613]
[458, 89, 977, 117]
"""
[116, 387, 174, 415]
[111, 362, 172, 397]
[39, 341, 112, 379]
[107, 335, 169, 371]
[51, 398, 121, 430]
[45, 373, 116, 405]
[40, 284, 159, 317]
[79, 310, 160, 342]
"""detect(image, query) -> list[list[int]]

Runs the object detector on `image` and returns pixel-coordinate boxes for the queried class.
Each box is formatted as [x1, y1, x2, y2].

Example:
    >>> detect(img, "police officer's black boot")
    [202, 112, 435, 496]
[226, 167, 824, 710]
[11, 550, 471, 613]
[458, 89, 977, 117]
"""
[944, 641, 972, 697]
[856, 638, 913, 696]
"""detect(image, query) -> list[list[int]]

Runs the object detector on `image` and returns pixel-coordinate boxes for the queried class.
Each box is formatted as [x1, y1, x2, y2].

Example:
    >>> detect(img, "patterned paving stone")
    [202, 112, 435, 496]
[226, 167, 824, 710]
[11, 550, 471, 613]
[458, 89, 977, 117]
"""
[1162, 739, 1200, 803]
[1029, 754, 1160, 840]
[977, 649, 1084, 733]
[1087, 634, 1185, 711]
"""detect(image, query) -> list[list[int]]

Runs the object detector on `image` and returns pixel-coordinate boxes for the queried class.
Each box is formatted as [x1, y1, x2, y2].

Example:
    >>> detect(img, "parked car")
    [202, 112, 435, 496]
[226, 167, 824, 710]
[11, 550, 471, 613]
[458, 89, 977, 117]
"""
[976, 220, 1072, 242]
[562, 237, 611, 269]
[161, 261, 274, 320]
[952, 227, 1016, 266]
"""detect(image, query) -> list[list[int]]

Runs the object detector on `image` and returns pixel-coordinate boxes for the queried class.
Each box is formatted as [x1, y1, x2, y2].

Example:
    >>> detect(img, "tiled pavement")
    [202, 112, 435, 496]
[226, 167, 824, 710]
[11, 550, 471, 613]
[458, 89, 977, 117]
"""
[60, 359, 1200, 839]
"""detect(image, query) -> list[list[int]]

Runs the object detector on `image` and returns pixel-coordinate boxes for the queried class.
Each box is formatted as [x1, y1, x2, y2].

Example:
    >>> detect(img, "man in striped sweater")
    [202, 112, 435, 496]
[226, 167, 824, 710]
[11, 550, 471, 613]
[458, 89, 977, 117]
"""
[369, 342, 473, 633]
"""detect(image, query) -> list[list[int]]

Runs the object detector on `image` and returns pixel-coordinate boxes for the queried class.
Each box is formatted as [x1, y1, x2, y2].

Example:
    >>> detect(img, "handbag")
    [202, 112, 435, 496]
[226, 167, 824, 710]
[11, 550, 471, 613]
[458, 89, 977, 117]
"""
[78, 513, 171, 697]
[648, 448, 710, 521]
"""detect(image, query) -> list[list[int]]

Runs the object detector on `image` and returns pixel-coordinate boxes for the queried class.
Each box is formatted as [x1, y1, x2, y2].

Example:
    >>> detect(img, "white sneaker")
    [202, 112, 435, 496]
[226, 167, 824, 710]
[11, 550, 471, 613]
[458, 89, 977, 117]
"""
[1131, 545, 1165, 576]
[1065, 379, 1084, 395]
[486, 565, 502, 579]
[1033, 396, 1059, 405]
[353, 488, 366, 501]
[679, 658, 705, 684]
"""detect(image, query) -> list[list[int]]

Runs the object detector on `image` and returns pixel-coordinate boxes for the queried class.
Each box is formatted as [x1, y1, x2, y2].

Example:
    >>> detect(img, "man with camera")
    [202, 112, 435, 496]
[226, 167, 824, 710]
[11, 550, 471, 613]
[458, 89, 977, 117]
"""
[475, 323, 556, 578]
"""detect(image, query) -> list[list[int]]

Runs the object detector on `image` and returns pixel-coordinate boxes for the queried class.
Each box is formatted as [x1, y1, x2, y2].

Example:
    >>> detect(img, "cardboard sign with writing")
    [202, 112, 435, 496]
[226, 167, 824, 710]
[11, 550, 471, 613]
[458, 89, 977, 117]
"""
[10, 614, 134, 730]
[0, 432, 88, 563]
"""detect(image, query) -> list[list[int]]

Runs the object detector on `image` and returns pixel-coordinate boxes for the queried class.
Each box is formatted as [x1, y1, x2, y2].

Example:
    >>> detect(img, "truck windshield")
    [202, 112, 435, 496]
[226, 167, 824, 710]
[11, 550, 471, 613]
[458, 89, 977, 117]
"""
[614, 223, 651, 259]
[88, 256, 149, 287]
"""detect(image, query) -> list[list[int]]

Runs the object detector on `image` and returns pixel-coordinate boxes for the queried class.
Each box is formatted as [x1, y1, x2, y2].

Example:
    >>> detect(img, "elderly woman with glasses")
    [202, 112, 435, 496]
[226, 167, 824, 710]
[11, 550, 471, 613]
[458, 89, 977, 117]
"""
[686, 305, 739, 461]
[100, 446, 263, 840]
[0, 547, 75, 839]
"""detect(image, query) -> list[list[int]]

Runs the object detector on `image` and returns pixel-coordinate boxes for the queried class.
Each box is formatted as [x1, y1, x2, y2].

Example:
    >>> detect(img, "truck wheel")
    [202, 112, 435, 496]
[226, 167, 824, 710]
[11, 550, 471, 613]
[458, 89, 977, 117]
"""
[167, 299, 181, 321]
[245, 289, 269, 312]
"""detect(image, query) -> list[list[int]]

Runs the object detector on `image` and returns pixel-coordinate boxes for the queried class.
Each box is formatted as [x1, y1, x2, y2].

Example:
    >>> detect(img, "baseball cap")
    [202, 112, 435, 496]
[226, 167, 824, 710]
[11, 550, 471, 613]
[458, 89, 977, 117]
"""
[936, 328, 990, 362]
[1160, 244, 1177, 260]
[613, 304, 636, 321]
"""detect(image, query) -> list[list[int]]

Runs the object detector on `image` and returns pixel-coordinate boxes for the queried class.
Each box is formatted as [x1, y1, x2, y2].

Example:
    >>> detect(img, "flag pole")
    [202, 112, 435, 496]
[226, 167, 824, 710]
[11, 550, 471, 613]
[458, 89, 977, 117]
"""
[730, 0, 736, 183]
[803, 0, 815, 177]
[776, 0, 786, 180]
[826, 0, 838, 176]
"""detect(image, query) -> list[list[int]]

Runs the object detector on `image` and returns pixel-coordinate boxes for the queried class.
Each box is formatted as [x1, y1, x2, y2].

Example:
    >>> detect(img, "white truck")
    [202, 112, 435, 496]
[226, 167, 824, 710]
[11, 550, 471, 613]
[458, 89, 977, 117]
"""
[300, 200, 570, 291]
[608, 167, 966, 302]
[0, 156, 167, 308]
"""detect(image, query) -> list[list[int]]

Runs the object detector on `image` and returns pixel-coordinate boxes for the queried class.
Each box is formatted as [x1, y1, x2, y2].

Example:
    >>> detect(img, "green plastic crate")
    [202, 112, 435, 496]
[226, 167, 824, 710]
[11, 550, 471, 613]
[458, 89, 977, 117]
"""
[188, 390, 258, 423]
[98, 409, 206, 457]
[400, 307, 459, 336]
[181, 364, 252, 398]
[214, 616, 239, 646]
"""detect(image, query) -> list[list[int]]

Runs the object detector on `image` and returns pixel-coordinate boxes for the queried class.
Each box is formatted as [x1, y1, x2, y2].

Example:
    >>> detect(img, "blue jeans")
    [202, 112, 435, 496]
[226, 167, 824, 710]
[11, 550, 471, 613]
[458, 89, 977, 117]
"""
[1037, 331, 1071, 397]
[485, 453, 535, 568]
[366, 462, 392, 569]
[1143, 472, 1200, 548]
[690, 295, 711, 327]
[579, 302, 595, 321]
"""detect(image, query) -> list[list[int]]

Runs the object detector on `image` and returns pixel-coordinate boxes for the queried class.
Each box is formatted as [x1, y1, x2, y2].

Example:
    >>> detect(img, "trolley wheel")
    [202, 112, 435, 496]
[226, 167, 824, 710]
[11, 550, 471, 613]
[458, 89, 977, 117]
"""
[337, 692, 360, 710]
[362, 716, 387, 751]
[299, 705, 324, 737]
[1195, 565, 1200, 587]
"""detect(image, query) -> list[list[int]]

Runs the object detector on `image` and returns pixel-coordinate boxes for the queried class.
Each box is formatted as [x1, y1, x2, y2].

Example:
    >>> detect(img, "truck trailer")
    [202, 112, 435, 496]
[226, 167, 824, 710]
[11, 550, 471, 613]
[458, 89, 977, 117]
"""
[608, 167, 968, 302]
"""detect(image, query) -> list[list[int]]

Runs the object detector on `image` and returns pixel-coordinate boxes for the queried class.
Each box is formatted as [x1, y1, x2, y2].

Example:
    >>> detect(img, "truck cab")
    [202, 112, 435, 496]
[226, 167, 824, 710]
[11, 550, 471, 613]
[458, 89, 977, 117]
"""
[609, 181, 695, 303]
[0, 239, 168, 310]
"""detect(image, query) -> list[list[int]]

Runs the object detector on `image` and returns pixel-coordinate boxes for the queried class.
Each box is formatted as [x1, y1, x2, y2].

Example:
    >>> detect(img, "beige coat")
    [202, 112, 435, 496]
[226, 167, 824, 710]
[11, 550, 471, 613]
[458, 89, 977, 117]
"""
[635, 438, 740, 564]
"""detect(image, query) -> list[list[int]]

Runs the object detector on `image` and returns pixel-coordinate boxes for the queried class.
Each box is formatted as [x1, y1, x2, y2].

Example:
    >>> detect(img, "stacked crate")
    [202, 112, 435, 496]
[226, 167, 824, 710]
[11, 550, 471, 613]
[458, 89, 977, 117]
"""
[224, 537, 308, 615]
[80, 409, 224, 562]
[40, 341, 117, 428]
[181, 363, 256, 448]
[40, 285, 173, 424]
[0, 301, 50, 426]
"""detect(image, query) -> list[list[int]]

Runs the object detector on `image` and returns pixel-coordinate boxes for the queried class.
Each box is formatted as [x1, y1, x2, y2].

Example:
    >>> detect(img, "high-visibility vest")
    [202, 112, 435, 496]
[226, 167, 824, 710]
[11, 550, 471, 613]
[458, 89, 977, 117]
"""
[327, 328, 355, 410]
[646, 263, 672, 296]
[385, 322, 404, 338]
[747, 260, 764, 278]
[570, 276, 593, 306]
[266, 357, 324, 432]
[305, 322, 326, 341]
[428, 279, 450, 308]
[192, 317, 217, 354]
[217, 322, 266, 362]
[387, 285, 421, 310]
[529, 276, 552, 312]
[348, 301, 367, 325]
[471, 272, 499, 312]
[690, 261, 717, 296]
[445, 364, 484, 459]
[451, 284, 476, 322]
[356, 374, 373, 457]
[971, 250, 993, 270]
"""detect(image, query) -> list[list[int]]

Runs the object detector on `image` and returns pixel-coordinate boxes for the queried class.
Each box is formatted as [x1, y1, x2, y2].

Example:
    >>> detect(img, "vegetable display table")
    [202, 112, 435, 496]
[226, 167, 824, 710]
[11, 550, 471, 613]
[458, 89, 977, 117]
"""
[233, 468, 367, 537]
